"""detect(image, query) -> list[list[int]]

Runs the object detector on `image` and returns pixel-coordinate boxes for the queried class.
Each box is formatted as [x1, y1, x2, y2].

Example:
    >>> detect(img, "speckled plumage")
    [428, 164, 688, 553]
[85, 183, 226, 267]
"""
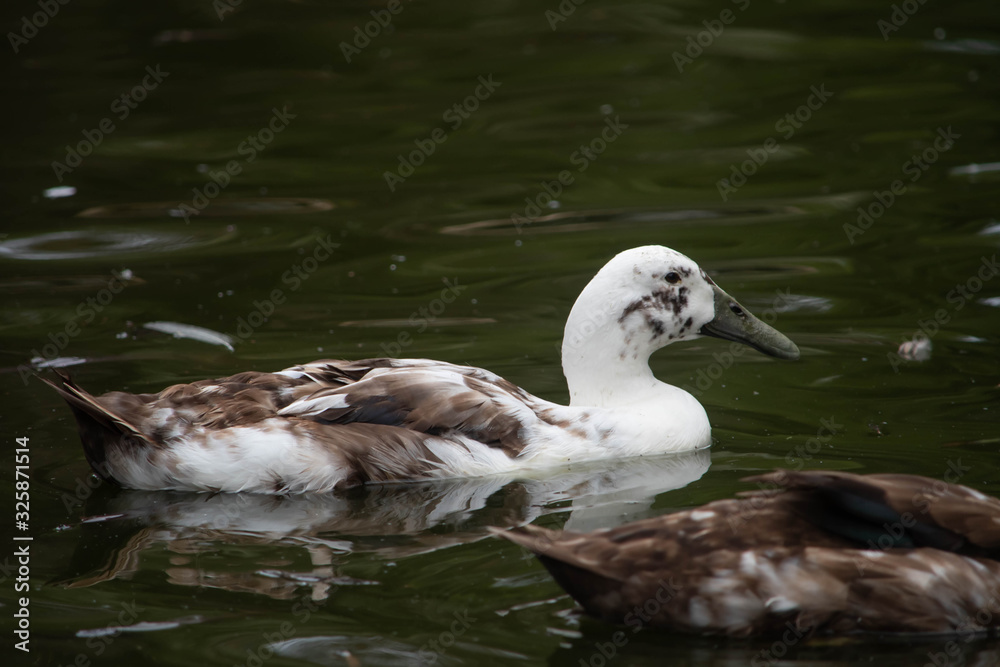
[494, 470, 1000, 636]
[43, 246, 798, 494]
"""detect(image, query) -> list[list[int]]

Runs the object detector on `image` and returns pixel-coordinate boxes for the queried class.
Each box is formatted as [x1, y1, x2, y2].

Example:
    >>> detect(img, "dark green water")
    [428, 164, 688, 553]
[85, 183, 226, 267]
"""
[2, 0, 1000, 664]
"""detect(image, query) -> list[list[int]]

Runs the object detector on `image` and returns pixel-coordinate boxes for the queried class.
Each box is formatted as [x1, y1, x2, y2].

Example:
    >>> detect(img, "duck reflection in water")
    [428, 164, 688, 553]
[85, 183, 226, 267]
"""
[55, 450, 710, 600]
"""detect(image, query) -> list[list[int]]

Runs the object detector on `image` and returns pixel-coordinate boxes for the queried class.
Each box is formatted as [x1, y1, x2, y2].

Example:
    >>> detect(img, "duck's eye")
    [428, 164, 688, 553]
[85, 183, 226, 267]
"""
[664, 272, 681, 284]
[729, 302, 746, 317]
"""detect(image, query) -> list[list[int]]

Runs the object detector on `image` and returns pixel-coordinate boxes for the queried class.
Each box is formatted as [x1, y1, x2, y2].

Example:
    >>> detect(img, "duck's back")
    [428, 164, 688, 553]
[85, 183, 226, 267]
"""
[497, 470, 1000, 636]
[44, 358, 560, 493]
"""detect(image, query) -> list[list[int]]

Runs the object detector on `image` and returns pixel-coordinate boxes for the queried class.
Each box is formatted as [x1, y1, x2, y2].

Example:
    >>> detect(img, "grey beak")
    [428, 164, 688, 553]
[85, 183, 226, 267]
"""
[698, 284, 800, 360]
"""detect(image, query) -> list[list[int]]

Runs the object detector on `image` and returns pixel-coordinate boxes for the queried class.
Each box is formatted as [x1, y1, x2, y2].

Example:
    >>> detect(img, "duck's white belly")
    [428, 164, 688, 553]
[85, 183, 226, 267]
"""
[110, 424, 349, 493]
[420, 398, 712, 480]
[109, 399, 710, 494]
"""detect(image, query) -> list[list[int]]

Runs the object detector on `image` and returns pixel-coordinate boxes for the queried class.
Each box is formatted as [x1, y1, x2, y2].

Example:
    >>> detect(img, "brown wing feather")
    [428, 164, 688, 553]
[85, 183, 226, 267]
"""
[293, 421, 445, 488]
[42, 359, 536, 490]
[38, 372, 151, 482]
[745, 470, 1000, 557]
[287, 370, 530, 457]
[495, 470, 1000, 636]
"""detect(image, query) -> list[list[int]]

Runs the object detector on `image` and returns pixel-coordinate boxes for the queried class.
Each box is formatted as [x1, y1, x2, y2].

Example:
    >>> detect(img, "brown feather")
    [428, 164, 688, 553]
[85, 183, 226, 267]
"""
[298, 370, 527, 457]
[38, 372, 151, 483]
[41, 359, 538, 491]
[493, 470, 1000, 636]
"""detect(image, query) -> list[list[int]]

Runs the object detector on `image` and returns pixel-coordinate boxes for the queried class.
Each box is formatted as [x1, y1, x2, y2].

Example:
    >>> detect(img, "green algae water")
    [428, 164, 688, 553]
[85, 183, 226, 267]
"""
[2, 0, 999, 664]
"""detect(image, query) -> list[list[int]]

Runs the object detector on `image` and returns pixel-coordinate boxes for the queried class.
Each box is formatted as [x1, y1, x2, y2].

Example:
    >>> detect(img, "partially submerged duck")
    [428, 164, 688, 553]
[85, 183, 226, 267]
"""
[494, 469, 1000, 636]
[44, 245, 798, 494]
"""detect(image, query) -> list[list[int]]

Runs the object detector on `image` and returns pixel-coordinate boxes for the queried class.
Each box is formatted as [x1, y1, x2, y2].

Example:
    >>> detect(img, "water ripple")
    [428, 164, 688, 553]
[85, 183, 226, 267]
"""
[76, 197, 334, 218]
[0, 229, 218, 261]
[440, 206, 805, 236]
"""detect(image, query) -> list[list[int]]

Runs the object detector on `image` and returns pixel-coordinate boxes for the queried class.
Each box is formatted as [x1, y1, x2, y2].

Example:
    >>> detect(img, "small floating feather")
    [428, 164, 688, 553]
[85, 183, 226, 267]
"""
[144, 321, 235, 351]
[31, 355, 88, 370]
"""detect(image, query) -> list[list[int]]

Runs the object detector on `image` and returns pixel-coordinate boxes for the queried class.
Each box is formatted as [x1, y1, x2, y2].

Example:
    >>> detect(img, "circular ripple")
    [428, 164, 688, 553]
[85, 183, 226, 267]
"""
[76, 197, 334, 218]
[0, 229, 214, 261]
[439, 206, 803, 236]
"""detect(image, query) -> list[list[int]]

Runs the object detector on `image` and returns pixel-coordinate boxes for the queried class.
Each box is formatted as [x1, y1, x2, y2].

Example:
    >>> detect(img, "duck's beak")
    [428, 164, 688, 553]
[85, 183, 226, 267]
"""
[699, 284, 800, 360]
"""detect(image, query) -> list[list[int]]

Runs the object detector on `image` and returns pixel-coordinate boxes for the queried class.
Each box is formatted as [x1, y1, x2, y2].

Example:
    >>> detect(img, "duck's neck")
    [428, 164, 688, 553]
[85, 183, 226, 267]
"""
[561, 308, 661, 408]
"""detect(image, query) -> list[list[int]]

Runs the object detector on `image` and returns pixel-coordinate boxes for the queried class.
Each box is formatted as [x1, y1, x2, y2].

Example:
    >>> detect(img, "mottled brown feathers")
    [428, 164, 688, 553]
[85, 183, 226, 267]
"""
[744, 469, 1000, 557]
[294, 421, 446, 488]
[494, 470, 1000, 636]
[306, 373, 526, 457]
[42, 359, 536, 490]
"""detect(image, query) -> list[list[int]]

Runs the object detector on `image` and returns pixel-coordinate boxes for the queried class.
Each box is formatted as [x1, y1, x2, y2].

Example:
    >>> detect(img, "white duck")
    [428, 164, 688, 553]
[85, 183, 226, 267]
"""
[44, 245, 799, 494]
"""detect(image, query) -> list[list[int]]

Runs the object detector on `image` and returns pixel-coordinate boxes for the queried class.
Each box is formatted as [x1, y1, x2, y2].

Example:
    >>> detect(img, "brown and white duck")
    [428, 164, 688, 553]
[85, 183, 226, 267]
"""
[493, 469, 1000, 636]
[43, 245, 798, 494]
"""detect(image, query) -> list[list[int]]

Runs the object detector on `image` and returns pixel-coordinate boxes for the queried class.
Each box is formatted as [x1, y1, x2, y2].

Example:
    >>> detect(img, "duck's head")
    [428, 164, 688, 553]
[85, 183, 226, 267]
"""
[562, 246, 799, 395]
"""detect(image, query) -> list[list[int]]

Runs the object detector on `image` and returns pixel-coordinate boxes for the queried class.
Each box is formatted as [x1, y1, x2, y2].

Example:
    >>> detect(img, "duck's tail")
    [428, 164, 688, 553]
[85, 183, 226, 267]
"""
[490, 524, 628, 622]
[39, 372, 150, 485]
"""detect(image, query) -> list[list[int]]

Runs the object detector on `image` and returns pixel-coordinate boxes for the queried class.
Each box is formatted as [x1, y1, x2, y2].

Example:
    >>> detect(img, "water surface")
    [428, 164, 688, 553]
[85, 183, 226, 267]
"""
[2, 0, 999, 665]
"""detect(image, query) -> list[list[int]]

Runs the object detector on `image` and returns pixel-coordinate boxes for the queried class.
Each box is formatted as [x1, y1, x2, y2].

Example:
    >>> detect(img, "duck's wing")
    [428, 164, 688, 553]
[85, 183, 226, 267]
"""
[742, 470, 1000, 557]
[492, 482, 853, 582]
[496, 472, 1000, 636]
[278, 360, 543, 458]
[491, 492, 850, 628]
[40, 366, 333, 484]
[43, 359, 554, 492]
